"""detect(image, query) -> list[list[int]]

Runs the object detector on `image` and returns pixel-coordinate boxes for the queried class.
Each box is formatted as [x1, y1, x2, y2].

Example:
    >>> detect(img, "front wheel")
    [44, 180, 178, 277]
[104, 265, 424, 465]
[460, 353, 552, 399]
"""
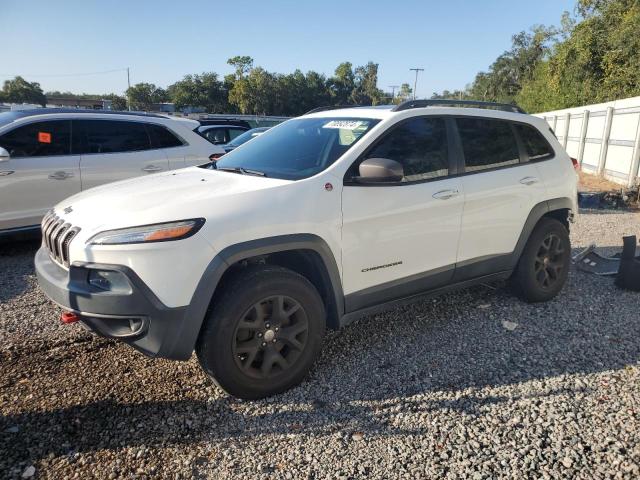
[196, 265, 325, 399]
[510, 217, 571, 303]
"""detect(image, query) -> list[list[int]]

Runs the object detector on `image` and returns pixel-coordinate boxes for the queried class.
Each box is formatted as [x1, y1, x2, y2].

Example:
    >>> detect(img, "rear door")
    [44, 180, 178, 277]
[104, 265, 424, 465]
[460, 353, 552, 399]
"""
[75, 119, 170, 190]
[146, 123, 189, 170]
[454, 117, 547, 280]
[0, 120, 81, 230]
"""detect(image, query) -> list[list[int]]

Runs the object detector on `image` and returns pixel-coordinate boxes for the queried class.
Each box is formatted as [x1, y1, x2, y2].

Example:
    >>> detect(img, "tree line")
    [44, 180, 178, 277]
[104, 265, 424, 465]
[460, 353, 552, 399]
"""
[0, 58, 414, 116]
[432, 0, 640, 113]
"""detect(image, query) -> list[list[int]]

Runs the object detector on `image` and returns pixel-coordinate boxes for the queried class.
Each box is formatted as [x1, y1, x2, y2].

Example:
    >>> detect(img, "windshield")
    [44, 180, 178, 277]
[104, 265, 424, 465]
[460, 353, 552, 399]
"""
[228, 128, 268, 147]
[213, 117, 379, 180]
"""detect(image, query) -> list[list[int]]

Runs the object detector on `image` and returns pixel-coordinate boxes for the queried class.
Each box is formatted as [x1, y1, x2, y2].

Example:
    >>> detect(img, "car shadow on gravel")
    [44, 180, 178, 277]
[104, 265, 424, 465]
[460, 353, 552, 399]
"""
[2, 246, 639, 468]
[0, 239, 40, 303]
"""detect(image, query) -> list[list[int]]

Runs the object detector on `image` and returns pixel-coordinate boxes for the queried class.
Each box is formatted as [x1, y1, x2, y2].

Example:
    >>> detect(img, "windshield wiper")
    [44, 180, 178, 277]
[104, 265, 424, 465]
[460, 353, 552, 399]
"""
[216, 166, 267, 177]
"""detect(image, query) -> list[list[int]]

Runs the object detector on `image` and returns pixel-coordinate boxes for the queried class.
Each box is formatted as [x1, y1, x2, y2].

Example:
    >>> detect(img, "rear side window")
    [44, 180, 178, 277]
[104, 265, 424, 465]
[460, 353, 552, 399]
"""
[364, 117, 449, 182]
[515, 124, 553, 160]
[203, 128, 227, 144]
[147, 124, 184, 148]
[76, 120, 150, 154]
[0, 120, 71, 157]
[457, 118, 520, 172]
[228, 128, 246, 141]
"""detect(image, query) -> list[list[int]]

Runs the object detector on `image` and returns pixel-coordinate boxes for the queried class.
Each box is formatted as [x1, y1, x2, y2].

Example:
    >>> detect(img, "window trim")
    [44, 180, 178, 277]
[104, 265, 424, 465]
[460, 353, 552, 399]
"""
[343, 116, 461, 187]
[0, 119, 73, 159]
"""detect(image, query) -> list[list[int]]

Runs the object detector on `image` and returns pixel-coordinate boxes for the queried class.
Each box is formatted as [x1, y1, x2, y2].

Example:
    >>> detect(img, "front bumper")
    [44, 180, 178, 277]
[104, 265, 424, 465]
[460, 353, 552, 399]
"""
[35, 246, 195, 360]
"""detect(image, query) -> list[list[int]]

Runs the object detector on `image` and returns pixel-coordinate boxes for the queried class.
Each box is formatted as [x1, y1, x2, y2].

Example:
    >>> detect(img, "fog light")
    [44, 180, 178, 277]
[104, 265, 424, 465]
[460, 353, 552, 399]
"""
[88, 270, 132, 293]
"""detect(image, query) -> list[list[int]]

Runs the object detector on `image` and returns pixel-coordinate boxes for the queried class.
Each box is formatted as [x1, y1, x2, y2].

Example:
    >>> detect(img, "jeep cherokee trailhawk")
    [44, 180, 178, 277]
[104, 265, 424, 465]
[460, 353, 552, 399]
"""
[36, 100, 578, 399]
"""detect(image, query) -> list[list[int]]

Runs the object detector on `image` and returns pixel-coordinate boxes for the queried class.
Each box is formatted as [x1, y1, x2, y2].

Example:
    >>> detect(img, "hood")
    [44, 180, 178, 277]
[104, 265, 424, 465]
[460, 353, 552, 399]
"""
[54, 166, 290, 233]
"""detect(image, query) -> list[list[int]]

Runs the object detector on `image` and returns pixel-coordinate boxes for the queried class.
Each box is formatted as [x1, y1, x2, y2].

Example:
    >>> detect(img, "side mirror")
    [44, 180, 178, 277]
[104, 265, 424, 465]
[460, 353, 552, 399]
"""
[355, 158, 403, 183]
[0, 147, 9, 163]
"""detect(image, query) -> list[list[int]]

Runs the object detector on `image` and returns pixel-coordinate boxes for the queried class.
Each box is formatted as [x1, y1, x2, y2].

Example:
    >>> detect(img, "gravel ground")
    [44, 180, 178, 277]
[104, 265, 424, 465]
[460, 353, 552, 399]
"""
[1, 210, 639, 479]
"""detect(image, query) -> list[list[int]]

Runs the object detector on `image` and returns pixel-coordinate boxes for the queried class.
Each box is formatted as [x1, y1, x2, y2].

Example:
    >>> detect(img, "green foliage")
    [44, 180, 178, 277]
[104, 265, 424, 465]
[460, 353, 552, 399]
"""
[125, 83, 168, 111]
[1, 76, 46, 106]
[166, 73, 228, 113]
[438, 0, 640, 113]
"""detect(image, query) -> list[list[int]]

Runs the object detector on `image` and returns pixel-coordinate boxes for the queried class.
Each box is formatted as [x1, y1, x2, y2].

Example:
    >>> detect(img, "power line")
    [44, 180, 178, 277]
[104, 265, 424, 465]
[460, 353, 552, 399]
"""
[388, 85, 399, 99]
[0, 68, 129, 78]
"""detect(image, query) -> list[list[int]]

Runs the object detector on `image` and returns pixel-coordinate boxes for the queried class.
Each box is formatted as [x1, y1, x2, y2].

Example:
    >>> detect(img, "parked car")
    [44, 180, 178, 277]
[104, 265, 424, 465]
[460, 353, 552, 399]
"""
[0, 109, 224, 235]
[223, 127, 270, 153]
[198, 124, 250, 145]
[36, 100, 578, 399]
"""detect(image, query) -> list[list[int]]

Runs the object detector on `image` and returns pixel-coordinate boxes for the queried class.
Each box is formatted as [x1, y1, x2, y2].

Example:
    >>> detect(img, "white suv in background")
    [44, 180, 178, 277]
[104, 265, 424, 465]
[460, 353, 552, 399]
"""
[0, 109, 224, 234]
[36, 100, 578, 399]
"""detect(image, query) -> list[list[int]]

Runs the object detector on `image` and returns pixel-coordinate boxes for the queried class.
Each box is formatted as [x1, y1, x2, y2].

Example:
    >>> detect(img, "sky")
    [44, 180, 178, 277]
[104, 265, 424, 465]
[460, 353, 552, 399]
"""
[1, 0, 575, 99]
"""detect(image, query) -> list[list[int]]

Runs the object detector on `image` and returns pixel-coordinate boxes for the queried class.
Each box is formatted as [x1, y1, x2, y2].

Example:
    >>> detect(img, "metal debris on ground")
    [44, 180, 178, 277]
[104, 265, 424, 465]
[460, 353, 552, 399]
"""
[572, 244, 621, 276]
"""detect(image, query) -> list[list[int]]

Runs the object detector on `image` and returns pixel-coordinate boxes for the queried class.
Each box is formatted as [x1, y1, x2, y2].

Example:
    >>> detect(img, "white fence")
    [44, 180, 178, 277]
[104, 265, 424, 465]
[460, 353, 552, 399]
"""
[536, 96, 640, 187]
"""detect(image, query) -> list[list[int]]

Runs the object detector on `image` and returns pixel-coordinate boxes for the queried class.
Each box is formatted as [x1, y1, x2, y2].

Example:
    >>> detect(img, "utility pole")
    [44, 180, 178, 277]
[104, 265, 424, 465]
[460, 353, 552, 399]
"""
[388, 85, 399, 100]
[126, 67, 131, 111]
[409, 68, 424, 100]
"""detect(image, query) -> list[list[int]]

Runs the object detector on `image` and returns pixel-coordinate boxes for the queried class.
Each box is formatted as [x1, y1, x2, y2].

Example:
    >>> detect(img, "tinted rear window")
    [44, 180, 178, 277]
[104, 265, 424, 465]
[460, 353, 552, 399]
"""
[515, 124, 553, 160]
[147, 124, 184, 148]
[76, 120, 151, 154]
[456, 118, 520, 172]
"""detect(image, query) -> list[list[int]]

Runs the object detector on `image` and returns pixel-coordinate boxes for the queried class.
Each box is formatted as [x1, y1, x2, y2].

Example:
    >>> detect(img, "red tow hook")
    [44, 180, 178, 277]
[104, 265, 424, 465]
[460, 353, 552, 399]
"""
[60, 311, 80, 324]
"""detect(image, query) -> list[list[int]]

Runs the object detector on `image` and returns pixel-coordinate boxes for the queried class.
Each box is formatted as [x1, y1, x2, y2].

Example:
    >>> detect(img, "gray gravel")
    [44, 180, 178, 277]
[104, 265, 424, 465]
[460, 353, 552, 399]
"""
[1, 210, 639, 479]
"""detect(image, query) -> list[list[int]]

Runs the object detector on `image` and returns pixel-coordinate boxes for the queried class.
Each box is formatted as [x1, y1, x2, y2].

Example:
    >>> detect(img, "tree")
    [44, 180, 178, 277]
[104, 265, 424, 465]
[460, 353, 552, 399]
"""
[351, 62, 383, 105]
[126, 83, 167, 111]
[167, 73, 227, 113]
[0, 76, 46, 106]
[327, 62, 355, 104]
[396, 83, 413, 103]
[227, 56, 254, 78]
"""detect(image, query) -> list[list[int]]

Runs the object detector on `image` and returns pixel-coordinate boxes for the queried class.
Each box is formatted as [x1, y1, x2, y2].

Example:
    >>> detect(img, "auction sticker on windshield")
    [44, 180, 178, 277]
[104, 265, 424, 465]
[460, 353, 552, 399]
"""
[323, 120, 364, 130]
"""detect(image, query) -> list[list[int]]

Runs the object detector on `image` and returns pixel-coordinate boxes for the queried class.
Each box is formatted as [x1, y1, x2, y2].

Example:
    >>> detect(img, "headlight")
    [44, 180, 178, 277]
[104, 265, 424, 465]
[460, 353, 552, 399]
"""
[87, 218, 205, 245]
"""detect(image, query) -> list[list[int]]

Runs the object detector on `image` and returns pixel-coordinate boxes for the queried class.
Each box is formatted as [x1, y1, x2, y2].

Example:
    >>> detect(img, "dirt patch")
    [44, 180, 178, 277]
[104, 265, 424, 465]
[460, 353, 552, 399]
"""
[578, 171, 623, 192]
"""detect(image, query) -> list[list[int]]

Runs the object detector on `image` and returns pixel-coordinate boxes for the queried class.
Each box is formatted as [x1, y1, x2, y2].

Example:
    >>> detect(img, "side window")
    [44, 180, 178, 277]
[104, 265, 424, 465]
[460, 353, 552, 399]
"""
[204, 128, 227, 144]
[514, 124, 553, 161]
[456, 118, 520, 172]
[0, 120, 71, 158]
[228, 128, 245, 141]
[363, 117, 449, 182]
[147, 124, 184, 149]
[77, 120, 150, 154]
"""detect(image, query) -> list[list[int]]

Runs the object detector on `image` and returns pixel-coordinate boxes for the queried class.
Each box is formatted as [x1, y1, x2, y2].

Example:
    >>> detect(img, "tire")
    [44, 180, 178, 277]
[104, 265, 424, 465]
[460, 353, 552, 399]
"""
[196, 265, 325, 399]
[510, 217, 571, 303]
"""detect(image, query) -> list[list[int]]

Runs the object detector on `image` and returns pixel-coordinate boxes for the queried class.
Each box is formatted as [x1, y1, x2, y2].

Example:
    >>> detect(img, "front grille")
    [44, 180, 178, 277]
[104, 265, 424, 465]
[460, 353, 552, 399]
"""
[41, 211, 81, 267]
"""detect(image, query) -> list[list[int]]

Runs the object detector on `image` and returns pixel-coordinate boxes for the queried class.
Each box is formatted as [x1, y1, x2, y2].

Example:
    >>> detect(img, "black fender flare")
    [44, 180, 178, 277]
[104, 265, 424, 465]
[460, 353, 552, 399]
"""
[166, 234, 344, 359]
[509, 197, 574, 269]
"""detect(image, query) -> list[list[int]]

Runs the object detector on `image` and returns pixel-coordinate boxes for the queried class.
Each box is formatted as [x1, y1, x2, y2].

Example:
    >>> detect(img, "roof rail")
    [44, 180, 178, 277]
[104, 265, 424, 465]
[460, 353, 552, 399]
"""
[304, 105, 367, 115]
[391, 99, 526, 114]
[2, 108, 170, 119]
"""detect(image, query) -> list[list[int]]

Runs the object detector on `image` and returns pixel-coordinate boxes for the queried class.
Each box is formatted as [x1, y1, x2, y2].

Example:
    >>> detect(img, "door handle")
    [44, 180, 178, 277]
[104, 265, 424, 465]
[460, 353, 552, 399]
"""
[142, 165, 162, 172]
[0, 170, 14, 176]
[432, 189, 459, 200]
[48, 171, 74, 180]
[519, 176, 540, 186]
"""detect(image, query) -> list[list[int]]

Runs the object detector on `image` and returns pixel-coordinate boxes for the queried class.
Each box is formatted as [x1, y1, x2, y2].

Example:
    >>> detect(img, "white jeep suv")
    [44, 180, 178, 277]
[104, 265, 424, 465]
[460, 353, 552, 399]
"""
[0, 108, 224, 235]
[35, 100, 578, 399]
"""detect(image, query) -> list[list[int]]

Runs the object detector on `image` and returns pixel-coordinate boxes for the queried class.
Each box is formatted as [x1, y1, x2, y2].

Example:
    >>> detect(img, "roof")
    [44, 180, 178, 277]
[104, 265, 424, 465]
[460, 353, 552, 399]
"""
[1, 108, 169, 120]
[0, 108, 198, 130]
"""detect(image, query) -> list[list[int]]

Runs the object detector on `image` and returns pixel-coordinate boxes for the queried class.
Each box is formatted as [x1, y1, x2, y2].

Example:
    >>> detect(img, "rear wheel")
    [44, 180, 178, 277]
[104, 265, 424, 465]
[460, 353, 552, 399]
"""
[196, 265, 325, 399]
[510, 217, 571, 303]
